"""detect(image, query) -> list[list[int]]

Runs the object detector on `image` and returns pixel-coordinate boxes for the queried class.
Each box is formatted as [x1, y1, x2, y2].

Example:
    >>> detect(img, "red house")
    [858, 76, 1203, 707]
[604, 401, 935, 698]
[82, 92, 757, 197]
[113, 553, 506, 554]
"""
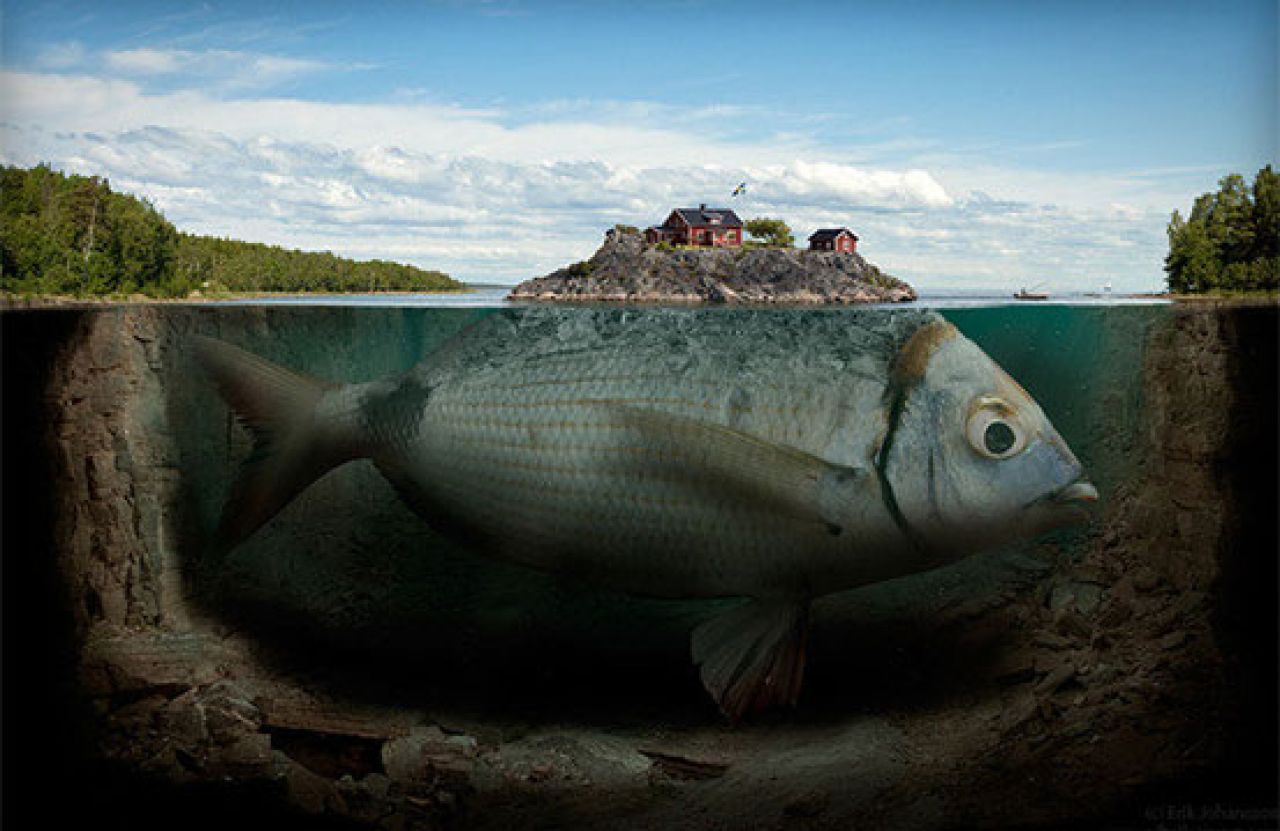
[808, 228, 859, 253]
[645, 205, 743, 247]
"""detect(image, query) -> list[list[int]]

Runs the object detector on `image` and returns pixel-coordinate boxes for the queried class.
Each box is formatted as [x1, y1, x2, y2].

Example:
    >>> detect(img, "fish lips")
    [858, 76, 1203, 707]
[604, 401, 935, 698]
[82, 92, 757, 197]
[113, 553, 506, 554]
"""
[1052, 481, 1099, 506]
[1023, 479, 1100, 532]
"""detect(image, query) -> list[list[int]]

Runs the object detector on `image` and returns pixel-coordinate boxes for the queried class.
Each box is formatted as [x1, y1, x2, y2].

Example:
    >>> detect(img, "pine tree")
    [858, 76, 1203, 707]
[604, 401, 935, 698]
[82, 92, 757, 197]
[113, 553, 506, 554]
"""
[1164, 166, 1279, 293]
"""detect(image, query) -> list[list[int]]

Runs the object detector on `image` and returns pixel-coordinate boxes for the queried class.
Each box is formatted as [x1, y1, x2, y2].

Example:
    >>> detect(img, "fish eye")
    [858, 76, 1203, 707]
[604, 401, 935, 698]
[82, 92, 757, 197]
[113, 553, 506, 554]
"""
[966, 399, 1027, 460]
[984, 421, 1016, 454]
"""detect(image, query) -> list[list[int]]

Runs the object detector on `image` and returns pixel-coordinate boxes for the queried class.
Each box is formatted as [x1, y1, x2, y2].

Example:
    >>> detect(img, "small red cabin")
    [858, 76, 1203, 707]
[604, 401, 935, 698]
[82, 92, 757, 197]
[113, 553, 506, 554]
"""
[808, 227, 859, 253]
[645, 205, 743, 247]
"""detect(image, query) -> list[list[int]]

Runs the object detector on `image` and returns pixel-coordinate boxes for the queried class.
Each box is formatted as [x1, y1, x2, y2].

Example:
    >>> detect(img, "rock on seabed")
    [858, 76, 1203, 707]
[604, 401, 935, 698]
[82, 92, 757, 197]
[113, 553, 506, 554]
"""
[509, 230, 917, 304]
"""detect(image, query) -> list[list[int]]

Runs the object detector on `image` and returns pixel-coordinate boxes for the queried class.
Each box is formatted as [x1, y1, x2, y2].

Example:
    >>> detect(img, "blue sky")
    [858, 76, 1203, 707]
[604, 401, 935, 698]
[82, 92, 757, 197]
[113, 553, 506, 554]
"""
[2, 1, 1275, 290]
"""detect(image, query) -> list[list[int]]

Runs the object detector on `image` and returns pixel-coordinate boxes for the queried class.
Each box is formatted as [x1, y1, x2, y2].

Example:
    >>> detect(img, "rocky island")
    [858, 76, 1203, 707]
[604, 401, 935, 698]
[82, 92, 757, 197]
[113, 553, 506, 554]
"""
[509, 227, 917, 304]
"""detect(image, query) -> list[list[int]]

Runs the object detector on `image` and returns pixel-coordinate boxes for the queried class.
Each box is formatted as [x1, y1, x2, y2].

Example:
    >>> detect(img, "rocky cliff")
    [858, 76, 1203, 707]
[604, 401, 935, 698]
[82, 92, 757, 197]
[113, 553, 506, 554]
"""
[509, 229, 916, 304]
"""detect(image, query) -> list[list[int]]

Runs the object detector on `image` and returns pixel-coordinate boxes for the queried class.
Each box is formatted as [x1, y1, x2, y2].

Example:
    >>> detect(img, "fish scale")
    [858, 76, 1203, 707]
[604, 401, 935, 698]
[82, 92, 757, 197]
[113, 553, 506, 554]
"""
[361, 309, 927, 597]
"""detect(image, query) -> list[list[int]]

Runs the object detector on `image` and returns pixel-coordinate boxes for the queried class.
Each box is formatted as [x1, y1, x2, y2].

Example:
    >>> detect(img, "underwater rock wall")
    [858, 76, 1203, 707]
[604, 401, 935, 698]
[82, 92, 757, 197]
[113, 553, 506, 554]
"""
[42, 308, 182, 634]
[3, 301, 1275, 829]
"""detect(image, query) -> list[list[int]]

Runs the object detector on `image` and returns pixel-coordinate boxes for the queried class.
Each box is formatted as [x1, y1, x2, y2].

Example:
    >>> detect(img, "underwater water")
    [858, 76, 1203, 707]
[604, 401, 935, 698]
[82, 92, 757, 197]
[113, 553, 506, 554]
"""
[174, 305, 1140, 668]
[3, 299, 1275, 829]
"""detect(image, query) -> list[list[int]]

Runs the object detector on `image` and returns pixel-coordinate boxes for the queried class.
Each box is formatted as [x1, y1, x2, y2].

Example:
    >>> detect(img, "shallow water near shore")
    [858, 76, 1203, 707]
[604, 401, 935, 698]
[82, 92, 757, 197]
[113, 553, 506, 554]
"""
[4, 299, 1274, 829]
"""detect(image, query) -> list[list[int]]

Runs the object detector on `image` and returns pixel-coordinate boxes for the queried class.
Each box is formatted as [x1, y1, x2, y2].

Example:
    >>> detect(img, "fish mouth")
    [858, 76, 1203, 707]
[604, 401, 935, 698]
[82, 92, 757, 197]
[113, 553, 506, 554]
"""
[1017, 479, 1098, 536]
[1023, 479, 1099, 510]
[1052, 481, 1099, 505]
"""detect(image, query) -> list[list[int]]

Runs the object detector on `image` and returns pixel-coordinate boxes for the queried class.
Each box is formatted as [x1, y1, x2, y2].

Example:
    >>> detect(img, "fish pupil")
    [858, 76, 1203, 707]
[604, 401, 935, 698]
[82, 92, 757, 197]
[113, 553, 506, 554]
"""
[984, 421, 1016, 455]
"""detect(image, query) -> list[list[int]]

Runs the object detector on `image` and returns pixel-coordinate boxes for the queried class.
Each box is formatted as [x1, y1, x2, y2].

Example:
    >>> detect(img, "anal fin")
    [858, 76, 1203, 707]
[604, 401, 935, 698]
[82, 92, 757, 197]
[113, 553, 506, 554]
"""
[691, 599, 810, 720]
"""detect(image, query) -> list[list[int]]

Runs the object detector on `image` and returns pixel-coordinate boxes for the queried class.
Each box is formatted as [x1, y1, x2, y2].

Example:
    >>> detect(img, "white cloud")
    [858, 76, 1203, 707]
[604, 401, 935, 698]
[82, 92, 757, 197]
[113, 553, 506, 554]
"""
[105, 47, 186, 75]
[248, 54, 331, 83]
[0, 68, 1172, 291]
[101, 48, 337, 90]
[749, 161, 953, 209]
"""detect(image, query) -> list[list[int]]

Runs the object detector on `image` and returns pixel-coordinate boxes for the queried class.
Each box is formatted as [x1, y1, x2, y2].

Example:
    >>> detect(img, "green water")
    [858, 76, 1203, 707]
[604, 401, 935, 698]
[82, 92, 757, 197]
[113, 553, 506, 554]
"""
[161, 304, 1166, 687]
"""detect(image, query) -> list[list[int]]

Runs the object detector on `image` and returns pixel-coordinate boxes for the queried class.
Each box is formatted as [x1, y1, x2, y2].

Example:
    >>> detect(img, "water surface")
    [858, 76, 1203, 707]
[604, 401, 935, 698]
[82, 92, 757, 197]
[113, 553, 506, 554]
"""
[208, 285, 1169, 309]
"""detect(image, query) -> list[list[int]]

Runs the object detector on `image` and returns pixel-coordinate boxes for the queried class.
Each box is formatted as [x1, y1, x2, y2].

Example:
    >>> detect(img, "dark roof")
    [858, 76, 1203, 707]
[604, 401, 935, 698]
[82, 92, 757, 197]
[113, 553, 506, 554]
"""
[669, 207, 743, 228]
[808, 227, 859, 242]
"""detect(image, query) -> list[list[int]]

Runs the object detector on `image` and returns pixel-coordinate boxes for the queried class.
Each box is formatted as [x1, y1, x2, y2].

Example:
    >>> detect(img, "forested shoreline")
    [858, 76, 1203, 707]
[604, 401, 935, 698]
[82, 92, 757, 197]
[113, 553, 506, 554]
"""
[1, 164, 462, 297]
[1164, 166, 1278, 294]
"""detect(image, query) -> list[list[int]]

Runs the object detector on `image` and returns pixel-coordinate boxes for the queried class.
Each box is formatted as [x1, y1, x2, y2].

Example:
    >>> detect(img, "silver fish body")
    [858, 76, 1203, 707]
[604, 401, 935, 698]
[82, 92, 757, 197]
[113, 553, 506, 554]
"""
[197, 307, 1097, 718]
[352, 310, 922, 598]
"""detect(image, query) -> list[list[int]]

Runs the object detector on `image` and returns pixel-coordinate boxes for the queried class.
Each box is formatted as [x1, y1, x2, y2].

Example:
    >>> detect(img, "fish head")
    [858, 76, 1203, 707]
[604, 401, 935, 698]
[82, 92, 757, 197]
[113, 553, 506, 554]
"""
[882, 319, 1097, 556]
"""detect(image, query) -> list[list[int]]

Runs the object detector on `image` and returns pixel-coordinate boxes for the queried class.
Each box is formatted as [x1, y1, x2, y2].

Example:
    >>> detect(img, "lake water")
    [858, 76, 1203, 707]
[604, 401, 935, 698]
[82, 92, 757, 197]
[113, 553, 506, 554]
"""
[142, 301, 1193, 706]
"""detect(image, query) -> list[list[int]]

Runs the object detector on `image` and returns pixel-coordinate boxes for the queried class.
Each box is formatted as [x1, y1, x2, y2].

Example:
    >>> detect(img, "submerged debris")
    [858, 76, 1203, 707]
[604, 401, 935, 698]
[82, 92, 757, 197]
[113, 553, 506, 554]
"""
[638, 747, 731, 781]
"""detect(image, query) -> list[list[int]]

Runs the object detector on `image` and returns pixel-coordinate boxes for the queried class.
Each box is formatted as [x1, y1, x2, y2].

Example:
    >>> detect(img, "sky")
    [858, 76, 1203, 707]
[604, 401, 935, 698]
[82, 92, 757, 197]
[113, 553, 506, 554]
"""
[1, 1, 1275, 291]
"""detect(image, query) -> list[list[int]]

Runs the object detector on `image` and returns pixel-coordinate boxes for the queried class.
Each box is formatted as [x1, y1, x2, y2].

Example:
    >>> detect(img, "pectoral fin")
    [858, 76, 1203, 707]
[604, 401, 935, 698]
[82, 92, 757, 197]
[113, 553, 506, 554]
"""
[692, 599, 810, 720]
[606, 405, 865, 529]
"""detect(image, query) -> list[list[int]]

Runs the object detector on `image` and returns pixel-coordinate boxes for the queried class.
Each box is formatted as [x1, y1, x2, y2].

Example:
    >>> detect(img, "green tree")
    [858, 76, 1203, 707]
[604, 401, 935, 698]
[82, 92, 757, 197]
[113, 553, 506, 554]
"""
[1164, 166, 1279, 294]
[1164, 212, 1219, 293]
[745, 218, 794, 248]
[1252, 165, 1280, 260]
[1, 163, 462, 297]
[1204, 174, 1255, 264]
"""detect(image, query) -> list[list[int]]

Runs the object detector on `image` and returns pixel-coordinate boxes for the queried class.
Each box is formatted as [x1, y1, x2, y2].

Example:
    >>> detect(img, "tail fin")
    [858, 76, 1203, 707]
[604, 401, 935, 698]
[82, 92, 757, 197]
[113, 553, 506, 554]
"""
[194, 336, 356, 547]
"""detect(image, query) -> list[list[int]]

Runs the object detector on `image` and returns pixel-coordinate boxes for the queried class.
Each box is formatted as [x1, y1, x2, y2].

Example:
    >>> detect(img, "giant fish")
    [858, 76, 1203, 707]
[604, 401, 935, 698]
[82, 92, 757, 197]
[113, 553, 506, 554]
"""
[195, 308, 1097, 718]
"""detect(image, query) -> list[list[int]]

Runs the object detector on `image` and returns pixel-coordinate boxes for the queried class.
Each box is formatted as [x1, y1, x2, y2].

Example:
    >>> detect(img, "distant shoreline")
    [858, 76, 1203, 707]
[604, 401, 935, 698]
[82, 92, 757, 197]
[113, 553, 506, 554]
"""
[0, 287, 480, 309]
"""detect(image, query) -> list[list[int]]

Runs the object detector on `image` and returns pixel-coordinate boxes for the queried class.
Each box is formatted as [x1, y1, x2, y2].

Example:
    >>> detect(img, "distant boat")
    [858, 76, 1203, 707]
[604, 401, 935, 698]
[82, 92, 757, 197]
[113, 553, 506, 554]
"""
[1014, 286, 1050, 301]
